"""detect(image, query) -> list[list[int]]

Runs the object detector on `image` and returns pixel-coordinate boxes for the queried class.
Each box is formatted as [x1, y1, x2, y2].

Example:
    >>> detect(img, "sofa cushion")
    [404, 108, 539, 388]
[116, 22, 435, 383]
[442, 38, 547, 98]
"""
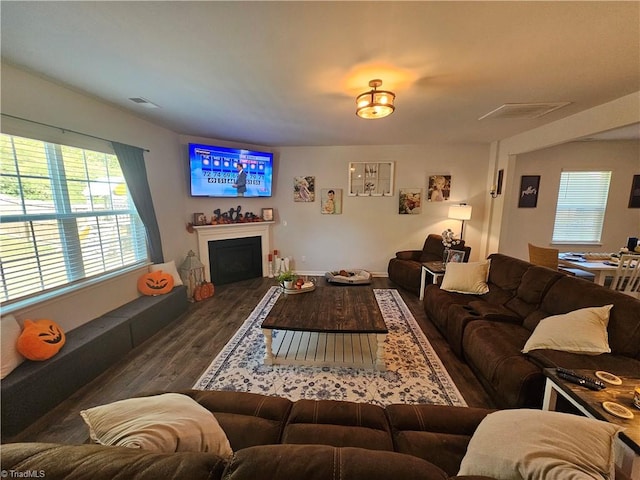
[423, 285, 476, 335]
[80, 393, 232, 457]
[462, 321, 544, 408]
[522, 305, 613, 355]
[504, 266, 563, 319]
[525, 350, 640, 376]
[224, 444, 449, 480]
[0, 442, 226, 480]
[419, 234, 447, 262]
[184, 390, 292, 450]
[282, 399, 393, 451]
[458, 409, 620, 479]
[540, 276, 640, 358]
[441, 261, 490, 295]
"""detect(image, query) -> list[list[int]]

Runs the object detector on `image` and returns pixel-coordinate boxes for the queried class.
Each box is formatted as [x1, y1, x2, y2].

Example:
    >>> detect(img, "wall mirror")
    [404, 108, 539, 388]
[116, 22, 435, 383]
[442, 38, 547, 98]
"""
[348, 162, 394, 196]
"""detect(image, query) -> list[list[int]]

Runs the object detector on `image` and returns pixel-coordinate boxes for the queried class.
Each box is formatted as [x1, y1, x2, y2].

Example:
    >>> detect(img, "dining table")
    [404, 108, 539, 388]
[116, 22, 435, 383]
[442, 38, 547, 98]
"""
[558, 253, 619, 286]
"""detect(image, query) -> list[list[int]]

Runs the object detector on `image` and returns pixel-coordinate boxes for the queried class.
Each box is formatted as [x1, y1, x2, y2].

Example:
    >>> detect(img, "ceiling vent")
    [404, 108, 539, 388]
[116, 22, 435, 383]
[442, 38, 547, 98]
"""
[128, 97, 160, 109]
[478, 102, 571, 120]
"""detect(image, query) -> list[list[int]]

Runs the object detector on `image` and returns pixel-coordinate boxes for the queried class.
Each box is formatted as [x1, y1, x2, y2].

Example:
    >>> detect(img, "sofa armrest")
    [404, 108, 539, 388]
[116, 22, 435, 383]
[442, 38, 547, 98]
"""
[395, 250, 422, 261]
[385, 405, 495, 476]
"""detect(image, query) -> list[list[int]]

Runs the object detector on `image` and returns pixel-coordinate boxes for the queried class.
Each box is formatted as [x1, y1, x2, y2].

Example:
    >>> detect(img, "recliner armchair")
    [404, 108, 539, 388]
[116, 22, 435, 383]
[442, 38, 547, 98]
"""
[388, 234, 471, 296]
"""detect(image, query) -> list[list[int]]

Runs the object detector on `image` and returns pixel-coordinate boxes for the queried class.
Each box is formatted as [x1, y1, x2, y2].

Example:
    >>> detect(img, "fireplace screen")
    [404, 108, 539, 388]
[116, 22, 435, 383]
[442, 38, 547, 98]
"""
[208, 236, 262, 285]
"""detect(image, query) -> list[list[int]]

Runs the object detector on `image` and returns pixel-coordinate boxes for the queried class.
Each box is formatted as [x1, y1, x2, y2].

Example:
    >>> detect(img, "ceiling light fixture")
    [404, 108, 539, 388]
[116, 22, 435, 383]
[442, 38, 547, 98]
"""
[356, 79, 395, 119]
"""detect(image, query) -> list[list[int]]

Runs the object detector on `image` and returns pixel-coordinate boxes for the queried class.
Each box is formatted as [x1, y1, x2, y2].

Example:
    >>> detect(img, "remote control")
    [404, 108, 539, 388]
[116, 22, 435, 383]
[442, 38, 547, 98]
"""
[556, 367, 606, 391]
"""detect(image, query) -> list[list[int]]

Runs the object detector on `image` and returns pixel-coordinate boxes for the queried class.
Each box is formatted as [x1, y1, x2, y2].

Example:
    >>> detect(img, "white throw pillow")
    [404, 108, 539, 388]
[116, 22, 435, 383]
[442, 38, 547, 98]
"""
[150, 260, 183, 286]
[80, 393, 232, 458]
[522, 304, 613, 355]
[1, 314, 25, 379]
[440, 260, 490, 295]
[458, 409, 620, 479]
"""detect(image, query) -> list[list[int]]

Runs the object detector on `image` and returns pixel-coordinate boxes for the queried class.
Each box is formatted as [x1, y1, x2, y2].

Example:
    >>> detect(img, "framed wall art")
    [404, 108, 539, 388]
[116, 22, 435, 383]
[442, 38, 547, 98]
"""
[628, 175, 640, 208]
[294, 176, 315, 202]
[399, 188, 422, 214]
[518, 175, 540, 208]
[321, 188, 342, 214]
[427, 175, 451, 202]
[497, 169, 504, 195]
[261, 208, 274, 221]
[348, 162, 394, 196]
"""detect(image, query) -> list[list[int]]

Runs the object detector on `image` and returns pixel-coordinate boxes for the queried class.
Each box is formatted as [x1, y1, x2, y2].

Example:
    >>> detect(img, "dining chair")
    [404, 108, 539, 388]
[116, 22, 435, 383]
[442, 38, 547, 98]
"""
[609, 254, 640, 298]
[527, 244, 596, 281]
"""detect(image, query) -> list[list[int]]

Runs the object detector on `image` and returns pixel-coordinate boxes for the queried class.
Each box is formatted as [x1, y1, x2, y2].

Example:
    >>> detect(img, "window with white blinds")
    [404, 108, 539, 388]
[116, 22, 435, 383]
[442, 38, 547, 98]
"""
[552, 170, 611, 244]
[0, 133, 148, 304]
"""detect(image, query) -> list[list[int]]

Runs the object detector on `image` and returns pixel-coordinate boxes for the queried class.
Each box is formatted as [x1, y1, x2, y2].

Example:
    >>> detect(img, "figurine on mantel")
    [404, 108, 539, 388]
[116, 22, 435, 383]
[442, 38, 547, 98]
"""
[187, 206, 264, 231]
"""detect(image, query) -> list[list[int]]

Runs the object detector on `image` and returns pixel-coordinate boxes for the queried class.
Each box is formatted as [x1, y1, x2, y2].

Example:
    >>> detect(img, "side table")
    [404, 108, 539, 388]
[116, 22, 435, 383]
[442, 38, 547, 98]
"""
[419, 261, 447, 301]
[542, 368, 639, 479]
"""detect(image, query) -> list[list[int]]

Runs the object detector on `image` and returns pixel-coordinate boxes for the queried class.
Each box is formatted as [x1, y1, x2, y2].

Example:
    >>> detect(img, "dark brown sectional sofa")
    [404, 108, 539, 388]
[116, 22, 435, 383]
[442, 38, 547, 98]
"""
[423, 253, 640, 409]
[1, 390, 496, 480]
[388, 234, 471, 296]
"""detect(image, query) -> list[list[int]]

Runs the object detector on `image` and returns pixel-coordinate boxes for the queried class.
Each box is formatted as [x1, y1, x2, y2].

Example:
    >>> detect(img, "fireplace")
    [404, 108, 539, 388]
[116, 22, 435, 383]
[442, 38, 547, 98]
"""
[194, 222, 272, 283]
[208, 236, 262, 284]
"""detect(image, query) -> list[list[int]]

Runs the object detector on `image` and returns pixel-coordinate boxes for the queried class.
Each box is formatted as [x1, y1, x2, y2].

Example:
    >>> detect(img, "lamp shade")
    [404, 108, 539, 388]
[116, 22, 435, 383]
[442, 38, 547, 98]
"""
[448, 204, 472, 221]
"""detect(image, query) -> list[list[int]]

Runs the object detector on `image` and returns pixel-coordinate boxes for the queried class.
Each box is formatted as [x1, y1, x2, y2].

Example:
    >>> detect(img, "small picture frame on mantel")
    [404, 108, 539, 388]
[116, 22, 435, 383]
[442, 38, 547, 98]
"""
[262, 208, 274, 221]
[193, 212, 206, 226]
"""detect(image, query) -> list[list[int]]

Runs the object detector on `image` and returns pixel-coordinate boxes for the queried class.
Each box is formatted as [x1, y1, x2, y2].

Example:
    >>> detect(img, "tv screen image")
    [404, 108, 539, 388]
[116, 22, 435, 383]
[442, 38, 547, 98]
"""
[188, 143, 274, 197]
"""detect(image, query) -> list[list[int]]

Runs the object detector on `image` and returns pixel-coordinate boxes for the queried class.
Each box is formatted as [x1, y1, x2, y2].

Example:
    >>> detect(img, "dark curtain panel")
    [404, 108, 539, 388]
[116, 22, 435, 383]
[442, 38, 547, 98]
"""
[112, 142, 164, 263]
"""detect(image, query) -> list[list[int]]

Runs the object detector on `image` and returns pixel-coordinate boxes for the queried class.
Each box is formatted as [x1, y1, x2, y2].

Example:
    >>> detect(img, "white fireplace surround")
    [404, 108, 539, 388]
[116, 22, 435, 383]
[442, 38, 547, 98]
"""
[194, 222, 273, 282]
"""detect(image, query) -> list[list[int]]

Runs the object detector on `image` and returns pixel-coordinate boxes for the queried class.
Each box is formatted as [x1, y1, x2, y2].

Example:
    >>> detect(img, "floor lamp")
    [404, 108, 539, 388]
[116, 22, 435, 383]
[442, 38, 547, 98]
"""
[448, 204, 472, 240]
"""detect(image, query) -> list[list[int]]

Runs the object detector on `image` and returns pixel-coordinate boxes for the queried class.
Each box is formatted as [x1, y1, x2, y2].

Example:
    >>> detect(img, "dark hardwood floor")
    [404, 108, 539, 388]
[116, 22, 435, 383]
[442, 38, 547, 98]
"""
[6, 277, 494, 445]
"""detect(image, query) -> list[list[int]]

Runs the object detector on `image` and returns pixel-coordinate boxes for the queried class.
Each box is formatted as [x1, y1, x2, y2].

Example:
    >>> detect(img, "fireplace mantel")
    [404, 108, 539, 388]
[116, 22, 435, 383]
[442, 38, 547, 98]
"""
[194, 222, 273, 282]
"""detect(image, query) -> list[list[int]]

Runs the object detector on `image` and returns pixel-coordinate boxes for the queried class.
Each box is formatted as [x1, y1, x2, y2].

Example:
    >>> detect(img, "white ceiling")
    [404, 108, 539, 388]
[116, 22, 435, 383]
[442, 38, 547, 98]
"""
[1, 1, 639, 147]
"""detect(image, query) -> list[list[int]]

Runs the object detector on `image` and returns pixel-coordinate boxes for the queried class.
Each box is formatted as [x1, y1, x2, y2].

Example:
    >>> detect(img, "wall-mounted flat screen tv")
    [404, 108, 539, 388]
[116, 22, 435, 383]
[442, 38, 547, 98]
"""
[188, 143, 274, 197]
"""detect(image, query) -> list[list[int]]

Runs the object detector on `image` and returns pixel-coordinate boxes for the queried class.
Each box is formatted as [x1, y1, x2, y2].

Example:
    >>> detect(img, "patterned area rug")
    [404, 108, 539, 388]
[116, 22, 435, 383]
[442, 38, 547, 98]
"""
[194, 287, 466, 407]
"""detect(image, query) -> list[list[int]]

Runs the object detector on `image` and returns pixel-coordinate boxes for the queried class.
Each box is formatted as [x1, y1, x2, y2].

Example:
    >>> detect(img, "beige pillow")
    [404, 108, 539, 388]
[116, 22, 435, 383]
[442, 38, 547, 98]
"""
[80, 393, 232, 458]
[1, 314, 25, 379]
[150, 260, 183, 286]
[458, 409, 620, 479]
[440, 260, 490, 295]
[522, 304, 612, 355]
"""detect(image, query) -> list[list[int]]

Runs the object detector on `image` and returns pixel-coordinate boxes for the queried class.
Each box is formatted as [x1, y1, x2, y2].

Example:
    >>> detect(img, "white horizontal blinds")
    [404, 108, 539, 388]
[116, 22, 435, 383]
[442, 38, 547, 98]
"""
[552, 170, 612, 244]
[0, 133, 148, 303]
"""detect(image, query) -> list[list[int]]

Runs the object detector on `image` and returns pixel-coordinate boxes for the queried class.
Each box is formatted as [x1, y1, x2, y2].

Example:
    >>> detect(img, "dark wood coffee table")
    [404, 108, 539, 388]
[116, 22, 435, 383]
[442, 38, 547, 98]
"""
[261, 286, 388, 370]
[543, 368, 639, 477]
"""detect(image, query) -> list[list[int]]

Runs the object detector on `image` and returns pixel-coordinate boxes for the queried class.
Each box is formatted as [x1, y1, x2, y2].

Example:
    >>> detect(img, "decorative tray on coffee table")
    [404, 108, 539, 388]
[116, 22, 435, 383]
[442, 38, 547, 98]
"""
[281, 281, 316, 295]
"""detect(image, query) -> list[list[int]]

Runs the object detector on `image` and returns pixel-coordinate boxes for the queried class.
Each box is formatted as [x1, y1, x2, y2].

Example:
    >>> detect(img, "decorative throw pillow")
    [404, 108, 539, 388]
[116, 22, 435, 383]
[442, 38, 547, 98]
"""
[150, 260, 183, 286]
[522, 304, 613, 355]
[80, 393, 233, 458]
[440, 260, 490, 295]
[16, 319, 66, 361]
[458, 409, 620, 479]
[1, 314, 25, 378]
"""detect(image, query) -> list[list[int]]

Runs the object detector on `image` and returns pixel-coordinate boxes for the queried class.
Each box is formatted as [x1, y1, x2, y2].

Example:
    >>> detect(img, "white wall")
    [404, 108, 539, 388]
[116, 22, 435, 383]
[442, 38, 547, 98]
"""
[500, 141, 640, 259]
[1, 63, 489, 329]
[483, 91, 640, 258]
[1, 63, 188, 329]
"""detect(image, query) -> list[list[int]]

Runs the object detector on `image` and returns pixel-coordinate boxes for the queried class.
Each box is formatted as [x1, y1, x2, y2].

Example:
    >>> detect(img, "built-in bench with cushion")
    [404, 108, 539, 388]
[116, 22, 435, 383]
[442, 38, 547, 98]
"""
[1, 285, 188, 439]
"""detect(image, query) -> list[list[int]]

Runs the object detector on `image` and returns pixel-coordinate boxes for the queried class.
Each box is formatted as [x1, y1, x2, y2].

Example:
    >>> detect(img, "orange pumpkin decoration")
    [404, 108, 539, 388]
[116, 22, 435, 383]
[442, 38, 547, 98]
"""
[137, 270, 174, 296]
[193, 282, 214, 301]
[17, 319, 66, 361]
